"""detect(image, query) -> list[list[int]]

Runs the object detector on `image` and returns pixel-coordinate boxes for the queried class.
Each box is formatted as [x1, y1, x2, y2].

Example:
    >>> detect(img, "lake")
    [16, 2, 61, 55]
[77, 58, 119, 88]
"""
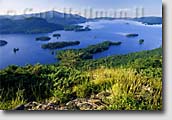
[0, 19, 162, 69]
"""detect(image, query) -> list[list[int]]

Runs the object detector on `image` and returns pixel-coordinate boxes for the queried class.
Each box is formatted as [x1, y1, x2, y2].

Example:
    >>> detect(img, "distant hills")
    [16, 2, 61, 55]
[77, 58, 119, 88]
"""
[131, 17, 163, 25]
[0, 11, 87, 34]
[43, 11, 86, 25]
[0, 17, 64, 34]
[89, 16, 162, 25]
[0, 11, 162, 34]
[131, 17, 162, 25]
[0, 11, 86, 25]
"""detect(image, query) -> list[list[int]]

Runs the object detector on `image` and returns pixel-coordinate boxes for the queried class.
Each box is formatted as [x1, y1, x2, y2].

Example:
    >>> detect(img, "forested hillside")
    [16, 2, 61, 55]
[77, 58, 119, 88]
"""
[0, 47, 162, 110]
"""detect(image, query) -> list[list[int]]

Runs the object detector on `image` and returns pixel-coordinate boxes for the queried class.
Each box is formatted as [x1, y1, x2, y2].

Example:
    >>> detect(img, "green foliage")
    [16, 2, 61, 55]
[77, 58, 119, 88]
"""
[89, 67, 162, 110]
[78, 47, 162, 70]
[0, 48, 162, 110]
[56, 41, 122, 67]
[0, 64, 54, 102]
[130, 56, 162, 78]
[0, 89, 26, 110]
[82, 41, 121, 54]
[57, 50, 84, 67]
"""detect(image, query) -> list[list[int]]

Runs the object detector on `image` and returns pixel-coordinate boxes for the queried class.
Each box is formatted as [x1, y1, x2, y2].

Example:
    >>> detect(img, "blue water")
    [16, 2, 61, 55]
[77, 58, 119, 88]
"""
[0, 20, 162, 69]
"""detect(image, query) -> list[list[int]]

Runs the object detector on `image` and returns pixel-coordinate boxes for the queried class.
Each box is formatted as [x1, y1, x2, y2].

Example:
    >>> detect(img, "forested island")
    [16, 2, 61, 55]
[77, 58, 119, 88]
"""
[57, 41, 122, 60]
[126, 33, 139, 37]
[41, 41, 80, 49]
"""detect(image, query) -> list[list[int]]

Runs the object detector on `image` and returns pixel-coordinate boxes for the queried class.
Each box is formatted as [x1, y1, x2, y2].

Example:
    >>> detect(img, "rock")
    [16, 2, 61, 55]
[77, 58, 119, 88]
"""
[22, 101, 64, 110]
[96, 91, 111, 99]
[78, 102, 94, 110]
[36, 104, 46, 110]
[88, 99, 102, 106]
[97, 105, 106, 110]
[24, 101, 41, 110]
[58, 106, 68, 110]
[65, 98, 106, 110]
[66, 100, 80, 110]
[16, 96, 108, 110]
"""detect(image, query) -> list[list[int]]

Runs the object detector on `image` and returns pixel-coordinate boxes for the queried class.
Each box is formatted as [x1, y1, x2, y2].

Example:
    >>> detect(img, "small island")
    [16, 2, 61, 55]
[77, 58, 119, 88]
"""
[36, 36, 51, 41]
[0, 40, 8, 46]
[64, 25, 83, 31]
[139, 39, 144, 44]
[74, 26, 91, 32]
[126, 33, 139, 37]
[53, 33, 61, 37]
[13, 48, 19, 53]
[41, 41, 80, 49]
[80, 41, 122, 54]
[64, 25, 91, 32]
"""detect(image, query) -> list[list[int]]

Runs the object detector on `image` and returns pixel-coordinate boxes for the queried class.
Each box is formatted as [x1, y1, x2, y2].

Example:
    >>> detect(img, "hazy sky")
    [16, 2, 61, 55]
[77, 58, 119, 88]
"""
[0, 0, 162, 17]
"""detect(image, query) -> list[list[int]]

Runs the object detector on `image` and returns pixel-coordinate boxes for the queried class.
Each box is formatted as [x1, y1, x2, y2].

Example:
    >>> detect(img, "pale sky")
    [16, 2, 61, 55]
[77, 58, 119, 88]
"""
[0, 0, 162, 17]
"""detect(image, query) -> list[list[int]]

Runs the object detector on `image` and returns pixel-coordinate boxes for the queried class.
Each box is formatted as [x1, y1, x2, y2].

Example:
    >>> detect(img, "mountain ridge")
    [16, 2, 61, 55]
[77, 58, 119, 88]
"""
[0, 11, 87, 25]
[0, 17, 64, 34]
[0, 11, 162, 34]
[0, 11, 87, 34]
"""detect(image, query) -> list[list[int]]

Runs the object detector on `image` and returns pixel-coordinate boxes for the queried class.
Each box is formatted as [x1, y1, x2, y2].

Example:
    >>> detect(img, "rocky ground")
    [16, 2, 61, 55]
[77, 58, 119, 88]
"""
[14, 91, 111, 110]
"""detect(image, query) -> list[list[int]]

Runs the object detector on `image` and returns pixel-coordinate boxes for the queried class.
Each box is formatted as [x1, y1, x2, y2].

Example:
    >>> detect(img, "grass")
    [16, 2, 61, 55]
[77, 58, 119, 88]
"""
[0, 89, 26, 110]
[89, 67, 162, 110]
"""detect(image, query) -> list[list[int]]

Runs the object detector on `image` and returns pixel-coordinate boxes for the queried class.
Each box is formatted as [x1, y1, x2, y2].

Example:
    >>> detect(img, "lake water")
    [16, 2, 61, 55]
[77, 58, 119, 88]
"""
[0, 20, 162, 69]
